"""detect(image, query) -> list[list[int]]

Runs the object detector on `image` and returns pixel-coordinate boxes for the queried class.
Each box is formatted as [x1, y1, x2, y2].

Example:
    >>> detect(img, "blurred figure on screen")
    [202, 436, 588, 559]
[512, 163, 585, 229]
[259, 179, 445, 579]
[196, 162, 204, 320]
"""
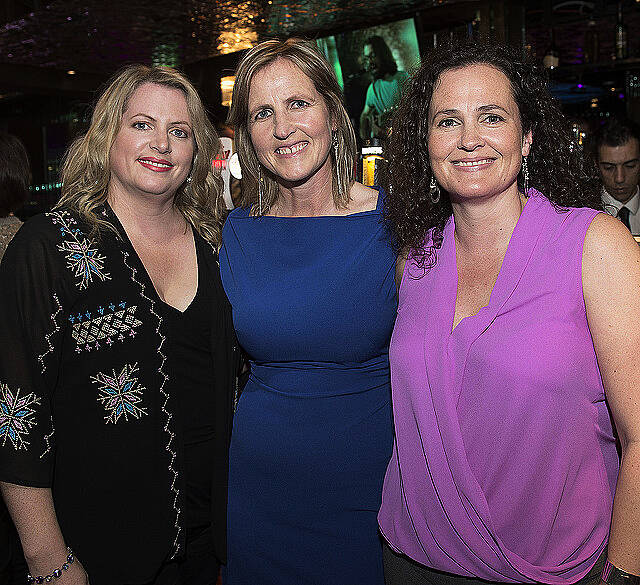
[359, 36, 409, 139]
[595, 117, 640, 235]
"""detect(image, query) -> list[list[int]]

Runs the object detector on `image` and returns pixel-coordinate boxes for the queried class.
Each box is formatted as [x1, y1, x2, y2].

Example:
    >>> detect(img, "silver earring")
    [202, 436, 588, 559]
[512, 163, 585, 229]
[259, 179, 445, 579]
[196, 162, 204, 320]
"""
[522, 156, 529, 195]
[258, 166, 264, 215]
[332, 132, 343, 197]
[429, 176, 441, 204]
[186, 175, 192, 184]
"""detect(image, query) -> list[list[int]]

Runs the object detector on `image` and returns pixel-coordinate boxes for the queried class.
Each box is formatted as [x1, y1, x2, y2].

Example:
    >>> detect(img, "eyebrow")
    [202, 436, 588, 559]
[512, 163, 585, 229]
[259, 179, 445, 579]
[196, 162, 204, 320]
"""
[249, 94, 317, 116]
[600, 158, 640, 165]
[430, 104, 510, 123]
[129, 113, 191, 127]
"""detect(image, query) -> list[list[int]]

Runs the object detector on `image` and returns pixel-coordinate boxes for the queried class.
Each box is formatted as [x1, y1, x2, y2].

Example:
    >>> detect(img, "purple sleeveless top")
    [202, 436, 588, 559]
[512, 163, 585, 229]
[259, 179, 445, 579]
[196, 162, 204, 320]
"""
[378, 191, 619, 584]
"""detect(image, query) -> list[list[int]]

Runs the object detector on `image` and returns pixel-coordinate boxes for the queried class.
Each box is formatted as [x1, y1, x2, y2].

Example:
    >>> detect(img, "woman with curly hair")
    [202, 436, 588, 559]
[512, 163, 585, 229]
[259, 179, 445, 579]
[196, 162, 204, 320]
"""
[379, 41, 640, 585]
[0, 65, 239, 585]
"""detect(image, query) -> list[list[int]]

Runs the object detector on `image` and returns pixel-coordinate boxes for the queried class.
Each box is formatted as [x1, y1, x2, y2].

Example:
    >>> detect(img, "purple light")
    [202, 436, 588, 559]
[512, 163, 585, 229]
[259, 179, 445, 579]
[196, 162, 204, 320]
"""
[577, 83, 583, 89]
[619, 93, 625, 99]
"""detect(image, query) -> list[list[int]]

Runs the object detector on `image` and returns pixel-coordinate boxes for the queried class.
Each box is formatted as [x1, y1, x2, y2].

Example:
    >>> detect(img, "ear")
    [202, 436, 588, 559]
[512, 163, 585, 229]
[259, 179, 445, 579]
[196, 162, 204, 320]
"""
[522, 130, 533, 157]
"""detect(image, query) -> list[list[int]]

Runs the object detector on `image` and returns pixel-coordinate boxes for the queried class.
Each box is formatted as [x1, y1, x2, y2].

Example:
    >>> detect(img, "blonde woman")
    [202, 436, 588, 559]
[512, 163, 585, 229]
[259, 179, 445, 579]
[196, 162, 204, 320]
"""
[0, 65, 239, 585]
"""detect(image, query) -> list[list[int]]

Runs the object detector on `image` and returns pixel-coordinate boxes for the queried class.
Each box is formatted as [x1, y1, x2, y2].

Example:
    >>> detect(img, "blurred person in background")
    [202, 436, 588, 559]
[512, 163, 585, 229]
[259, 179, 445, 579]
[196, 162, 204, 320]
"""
[595, 117, 640, 235]
[0, 65, 239, 585]
[0, 133, 30, 260]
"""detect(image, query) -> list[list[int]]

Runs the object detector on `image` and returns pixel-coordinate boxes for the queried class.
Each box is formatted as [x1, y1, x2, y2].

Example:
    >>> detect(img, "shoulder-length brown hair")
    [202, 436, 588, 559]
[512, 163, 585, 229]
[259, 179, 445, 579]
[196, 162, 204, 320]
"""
[58, 64, 225, 246]
[228, 38, 357, 215]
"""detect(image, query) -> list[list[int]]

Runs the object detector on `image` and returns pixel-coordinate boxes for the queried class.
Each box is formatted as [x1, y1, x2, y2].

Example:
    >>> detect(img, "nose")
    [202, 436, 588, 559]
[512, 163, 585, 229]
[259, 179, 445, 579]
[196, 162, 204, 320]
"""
[458, 123, 484, 151]
[614, 166, 626, 184]
[150, 128, 171, 154]
[273, 112, 295, 141]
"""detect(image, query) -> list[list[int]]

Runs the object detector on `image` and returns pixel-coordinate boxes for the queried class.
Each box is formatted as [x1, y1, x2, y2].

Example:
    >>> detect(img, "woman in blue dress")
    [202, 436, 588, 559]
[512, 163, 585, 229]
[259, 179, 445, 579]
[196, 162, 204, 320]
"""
[220, 39, 396, 584]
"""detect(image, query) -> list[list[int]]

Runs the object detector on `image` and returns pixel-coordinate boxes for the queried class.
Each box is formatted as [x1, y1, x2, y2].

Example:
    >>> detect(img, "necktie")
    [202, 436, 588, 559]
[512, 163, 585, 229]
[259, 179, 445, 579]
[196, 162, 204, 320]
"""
[618, 206, 632, 232]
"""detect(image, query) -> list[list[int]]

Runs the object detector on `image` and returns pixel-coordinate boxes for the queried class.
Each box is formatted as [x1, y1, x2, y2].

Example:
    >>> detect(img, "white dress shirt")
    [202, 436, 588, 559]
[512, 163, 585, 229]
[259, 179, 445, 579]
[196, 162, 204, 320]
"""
[602, 186, 640, 236]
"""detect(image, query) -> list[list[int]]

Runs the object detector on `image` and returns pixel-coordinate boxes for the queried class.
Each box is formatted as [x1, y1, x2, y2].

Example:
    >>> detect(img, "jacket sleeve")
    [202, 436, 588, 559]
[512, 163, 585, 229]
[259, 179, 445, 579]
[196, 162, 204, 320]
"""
[0, 219, 70, 487]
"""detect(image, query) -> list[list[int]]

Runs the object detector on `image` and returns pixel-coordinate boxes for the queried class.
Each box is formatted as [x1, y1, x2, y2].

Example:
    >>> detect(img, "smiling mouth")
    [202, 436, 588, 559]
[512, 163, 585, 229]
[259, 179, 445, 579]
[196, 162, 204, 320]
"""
[275, 142, 308, 155]
[138, 158, 173, 171]
[452, 158, 495, 168]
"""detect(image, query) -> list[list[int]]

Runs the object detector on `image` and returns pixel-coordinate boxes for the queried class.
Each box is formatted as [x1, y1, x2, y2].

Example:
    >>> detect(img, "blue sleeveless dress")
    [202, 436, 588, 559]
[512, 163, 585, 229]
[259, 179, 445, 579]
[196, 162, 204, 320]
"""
[220, 191, 395, 584]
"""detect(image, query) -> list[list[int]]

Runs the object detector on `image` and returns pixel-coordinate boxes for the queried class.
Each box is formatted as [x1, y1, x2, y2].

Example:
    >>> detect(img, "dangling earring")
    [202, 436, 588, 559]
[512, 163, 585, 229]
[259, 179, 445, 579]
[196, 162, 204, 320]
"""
[185, 175, 192, 185]
[429, 176, 441, 204]
[258, 166, 264, 215]
[522, 156, 529, 196]
[332, 131, 343, 197]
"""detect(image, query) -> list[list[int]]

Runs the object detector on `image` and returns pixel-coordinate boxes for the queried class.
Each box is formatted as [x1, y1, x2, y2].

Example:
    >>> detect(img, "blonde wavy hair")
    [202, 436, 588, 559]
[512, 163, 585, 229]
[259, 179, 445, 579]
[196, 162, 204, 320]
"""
[228, 38, 357, 215]
[58, 64, 225, 245]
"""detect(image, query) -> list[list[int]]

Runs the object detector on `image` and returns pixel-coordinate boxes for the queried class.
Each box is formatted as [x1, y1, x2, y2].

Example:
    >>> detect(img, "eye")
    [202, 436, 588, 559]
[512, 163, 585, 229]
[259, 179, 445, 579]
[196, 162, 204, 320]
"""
[253, 108, 272, 121]
[132, 121, 151, 130]
[437, 117, 458, 128]
[170, 127, 189, 139]
[291, 99, 310, 109]
[601, 164, 614, 171]
[624, 162, 639, 169]
[482, 113, 505, 124]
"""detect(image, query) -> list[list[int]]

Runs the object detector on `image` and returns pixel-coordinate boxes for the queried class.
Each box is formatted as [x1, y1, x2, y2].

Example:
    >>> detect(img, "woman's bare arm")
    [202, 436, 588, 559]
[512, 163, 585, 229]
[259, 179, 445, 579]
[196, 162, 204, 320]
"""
[1, 482, 89, 584]
[583, 213, 640, 576]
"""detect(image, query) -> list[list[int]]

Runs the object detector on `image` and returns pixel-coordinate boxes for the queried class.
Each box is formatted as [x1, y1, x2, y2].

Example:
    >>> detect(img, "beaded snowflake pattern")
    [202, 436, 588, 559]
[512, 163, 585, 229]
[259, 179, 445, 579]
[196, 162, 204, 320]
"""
[0, 383, 41, 450]
[48, 211, 111, 290]
[92, 363, 148, 424]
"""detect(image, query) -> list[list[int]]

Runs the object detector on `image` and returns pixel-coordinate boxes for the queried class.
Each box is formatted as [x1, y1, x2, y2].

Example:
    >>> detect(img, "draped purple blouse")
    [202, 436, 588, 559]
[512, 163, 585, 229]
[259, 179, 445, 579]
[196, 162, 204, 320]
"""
[378, 191, 618, 584]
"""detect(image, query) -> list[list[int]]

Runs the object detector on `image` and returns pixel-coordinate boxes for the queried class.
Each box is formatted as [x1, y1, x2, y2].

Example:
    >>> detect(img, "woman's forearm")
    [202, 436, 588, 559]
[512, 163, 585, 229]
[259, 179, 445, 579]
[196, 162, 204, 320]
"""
[0, 481, 87, 582]
[607, 440, 640, 575]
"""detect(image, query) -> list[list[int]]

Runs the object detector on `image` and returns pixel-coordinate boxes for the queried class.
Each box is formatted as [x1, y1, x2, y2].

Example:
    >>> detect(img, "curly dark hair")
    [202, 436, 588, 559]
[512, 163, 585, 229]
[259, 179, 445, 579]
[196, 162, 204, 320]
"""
[382, 40, 601, 270]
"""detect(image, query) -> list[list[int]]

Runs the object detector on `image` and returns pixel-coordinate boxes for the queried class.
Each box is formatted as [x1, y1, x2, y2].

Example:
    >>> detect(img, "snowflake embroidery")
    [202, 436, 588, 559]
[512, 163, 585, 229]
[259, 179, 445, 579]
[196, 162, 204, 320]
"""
[48, 210, 111, 290]
[92, 363, 148, 424]
[0, 383, 41, 450]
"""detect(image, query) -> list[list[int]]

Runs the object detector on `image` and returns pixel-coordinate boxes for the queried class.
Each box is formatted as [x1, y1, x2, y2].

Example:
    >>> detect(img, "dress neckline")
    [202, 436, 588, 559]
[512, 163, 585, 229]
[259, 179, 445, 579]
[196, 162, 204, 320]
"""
[445, 192, 543, 336]
[234, 187, 383, 219]
[102, 203, 200, 315]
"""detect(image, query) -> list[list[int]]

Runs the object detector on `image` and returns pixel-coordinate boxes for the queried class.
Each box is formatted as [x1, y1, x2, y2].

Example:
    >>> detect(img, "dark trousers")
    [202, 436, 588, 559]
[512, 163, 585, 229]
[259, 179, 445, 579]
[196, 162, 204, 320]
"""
[383, 539, 606, 585]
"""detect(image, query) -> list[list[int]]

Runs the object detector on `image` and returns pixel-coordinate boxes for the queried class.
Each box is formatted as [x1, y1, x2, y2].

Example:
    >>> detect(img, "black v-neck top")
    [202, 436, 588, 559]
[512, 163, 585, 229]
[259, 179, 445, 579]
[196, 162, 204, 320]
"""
[160, 237, 217, 535]
[0, 205, 239, 584]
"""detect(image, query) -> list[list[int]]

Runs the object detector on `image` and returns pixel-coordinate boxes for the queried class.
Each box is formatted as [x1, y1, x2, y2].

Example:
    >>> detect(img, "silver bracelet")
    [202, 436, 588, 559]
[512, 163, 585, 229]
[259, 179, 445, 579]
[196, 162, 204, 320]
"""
[602, 559, 640, 585]
[26, 547, 75, 584]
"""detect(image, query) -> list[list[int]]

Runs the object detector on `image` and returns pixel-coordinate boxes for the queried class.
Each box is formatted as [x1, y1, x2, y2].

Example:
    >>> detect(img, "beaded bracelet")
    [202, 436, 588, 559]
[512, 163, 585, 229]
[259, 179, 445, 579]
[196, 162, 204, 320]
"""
[26, 547, 75, 584]
[602, 559, 640, 585]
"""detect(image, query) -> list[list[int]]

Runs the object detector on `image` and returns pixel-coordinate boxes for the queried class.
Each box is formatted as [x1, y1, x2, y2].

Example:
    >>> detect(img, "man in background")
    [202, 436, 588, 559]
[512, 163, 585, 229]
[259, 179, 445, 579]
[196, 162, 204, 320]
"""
[359, 36, 409, 140]
[595, 117, 640, 235]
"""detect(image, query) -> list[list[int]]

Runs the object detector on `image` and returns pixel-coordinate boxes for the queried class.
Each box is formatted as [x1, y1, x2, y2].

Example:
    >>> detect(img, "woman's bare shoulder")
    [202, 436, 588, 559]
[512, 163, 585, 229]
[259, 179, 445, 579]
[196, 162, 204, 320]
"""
[347, 182, 380, 214]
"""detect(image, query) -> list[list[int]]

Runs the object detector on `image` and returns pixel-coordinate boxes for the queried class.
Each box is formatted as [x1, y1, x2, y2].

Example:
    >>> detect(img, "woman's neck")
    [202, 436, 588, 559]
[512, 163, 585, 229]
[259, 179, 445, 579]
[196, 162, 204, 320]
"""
[107, 189, 186, 243]
[452, 188, 527, 256]
[269, 160, 335, 217]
